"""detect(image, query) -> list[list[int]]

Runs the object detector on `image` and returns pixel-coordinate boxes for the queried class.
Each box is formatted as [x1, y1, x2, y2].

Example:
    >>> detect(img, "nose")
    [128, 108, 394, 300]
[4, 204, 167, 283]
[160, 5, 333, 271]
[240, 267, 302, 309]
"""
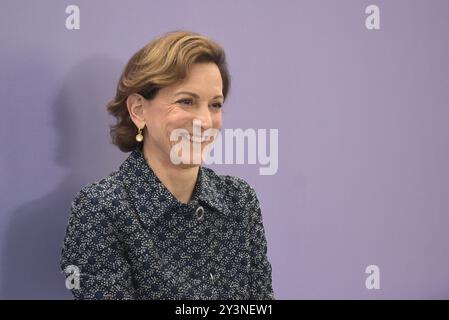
[194, 108, 213, 131]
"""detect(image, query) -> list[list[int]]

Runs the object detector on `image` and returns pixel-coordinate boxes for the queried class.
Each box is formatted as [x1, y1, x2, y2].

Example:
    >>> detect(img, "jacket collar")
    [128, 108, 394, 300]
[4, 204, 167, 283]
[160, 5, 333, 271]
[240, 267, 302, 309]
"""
[119, 146, 230, 224]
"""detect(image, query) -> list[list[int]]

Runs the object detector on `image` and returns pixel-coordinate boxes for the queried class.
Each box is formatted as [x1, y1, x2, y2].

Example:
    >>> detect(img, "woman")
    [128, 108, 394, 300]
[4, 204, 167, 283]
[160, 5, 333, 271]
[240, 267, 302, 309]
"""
[60, 30, 274, 300]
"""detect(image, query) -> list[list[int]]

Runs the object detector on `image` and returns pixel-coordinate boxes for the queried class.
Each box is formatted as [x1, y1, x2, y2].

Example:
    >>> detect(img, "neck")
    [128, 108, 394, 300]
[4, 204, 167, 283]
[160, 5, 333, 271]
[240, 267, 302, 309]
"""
[141, 143, 199, 204]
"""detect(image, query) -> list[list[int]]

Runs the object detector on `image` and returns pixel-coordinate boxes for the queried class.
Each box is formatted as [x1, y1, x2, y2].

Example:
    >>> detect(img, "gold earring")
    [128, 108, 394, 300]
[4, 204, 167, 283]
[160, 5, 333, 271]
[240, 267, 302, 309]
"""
[135, 126, 144, 142]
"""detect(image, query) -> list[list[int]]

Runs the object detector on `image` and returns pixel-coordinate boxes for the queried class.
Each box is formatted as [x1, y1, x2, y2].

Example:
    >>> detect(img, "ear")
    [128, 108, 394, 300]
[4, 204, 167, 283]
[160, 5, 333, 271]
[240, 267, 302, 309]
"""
[126, 93, 146, 128]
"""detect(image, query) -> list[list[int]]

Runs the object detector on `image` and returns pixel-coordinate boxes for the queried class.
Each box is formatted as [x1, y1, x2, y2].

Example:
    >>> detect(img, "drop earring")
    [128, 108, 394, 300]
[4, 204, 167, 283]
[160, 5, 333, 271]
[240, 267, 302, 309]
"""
[135, 126, 144, 142]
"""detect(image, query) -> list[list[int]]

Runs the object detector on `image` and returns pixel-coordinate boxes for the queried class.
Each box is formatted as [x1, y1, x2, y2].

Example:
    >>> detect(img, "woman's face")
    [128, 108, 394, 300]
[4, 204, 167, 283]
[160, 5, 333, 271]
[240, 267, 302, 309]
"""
[141, 62, 224, 167]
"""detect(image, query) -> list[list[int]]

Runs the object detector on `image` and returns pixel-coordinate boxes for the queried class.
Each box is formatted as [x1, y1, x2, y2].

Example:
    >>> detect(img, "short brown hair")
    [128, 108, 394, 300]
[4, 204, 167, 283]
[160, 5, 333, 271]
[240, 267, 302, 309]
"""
[106, 30, 231, 152]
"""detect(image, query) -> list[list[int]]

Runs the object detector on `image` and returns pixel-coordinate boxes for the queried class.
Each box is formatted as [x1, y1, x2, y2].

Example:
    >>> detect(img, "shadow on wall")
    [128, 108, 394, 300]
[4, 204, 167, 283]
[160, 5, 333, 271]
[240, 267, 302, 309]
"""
[0, 53, 125, 299]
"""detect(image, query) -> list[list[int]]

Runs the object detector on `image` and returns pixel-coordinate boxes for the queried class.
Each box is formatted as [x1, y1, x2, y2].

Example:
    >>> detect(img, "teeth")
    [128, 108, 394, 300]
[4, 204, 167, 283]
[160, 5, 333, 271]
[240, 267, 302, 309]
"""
[179, 133, 209, 143]
[191, 136, 206, 143]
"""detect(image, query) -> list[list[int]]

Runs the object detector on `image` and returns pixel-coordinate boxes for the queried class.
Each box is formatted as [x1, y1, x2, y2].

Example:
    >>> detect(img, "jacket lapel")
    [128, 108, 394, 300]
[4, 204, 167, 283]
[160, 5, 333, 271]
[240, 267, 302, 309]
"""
[119, 146, 230, 231]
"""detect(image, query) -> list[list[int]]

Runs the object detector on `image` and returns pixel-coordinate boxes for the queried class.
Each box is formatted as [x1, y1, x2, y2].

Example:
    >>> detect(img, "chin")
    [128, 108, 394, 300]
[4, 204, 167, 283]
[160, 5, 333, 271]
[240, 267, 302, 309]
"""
[177, 162, 202, 169]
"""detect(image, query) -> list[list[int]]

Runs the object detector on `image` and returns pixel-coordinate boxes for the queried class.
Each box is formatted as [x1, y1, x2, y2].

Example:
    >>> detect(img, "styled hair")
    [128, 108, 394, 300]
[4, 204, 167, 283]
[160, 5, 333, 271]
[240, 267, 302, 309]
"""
[106, 30, 231, 152]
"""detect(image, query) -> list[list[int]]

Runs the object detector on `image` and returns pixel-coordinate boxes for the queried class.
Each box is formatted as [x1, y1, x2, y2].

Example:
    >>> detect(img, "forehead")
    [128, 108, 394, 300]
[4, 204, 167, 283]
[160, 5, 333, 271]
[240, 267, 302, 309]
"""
[162, 63, 223, 98]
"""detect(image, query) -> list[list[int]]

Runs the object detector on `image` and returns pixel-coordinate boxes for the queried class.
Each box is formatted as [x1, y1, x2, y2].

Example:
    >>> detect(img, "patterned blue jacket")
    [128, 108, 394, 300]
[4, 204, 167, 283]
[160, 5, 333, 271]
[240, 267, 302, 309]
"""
[60, 146, 274, 300]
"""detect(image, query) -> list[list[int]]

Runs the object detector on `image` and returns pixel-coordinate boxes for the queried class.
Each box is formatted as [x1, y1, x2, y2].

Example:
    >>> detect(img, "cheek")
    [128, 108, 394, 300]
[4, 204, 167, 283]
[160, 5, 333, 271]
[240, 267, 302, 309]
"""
[212, 112, 223, 129]
[144, 108, 162, 131]
[147, 119, 166, 142]
[164, 113, 192, 137]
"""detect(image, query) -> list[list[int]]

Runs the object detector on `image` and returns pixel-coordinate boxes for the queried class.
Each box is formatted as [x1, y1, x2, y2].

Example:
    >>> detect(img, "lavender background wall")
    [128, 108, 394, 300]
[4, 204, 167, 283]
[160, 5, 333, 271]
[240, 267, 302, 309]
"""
[1, 0, 448, 299]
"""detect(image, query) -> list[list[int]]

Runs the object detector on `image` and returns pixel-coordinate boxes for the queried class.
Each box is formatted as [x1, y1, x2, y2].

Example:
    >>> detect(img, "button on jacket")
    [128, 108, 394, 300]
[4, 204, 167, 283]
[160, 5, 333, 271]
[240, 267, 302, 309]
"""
[60, 146, 274, 300]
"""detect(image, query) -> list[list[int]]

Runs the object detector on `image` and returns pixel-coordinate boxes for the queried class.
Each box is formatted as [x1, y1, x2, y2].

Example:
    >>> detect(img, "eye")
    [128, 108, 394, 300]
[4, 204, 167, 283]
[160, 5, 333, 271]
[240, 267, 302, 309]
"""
[210, 102, 223, 109]
[177, 99, 193, 106]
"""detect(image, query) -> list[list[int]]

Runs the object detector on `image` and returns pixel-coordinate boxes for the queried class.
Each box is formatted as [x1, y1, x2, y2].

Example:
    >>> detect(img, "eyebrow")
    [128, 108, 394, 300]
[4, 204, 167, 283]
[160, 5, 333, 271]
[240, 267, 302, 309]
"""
[174, 91, 224, 100]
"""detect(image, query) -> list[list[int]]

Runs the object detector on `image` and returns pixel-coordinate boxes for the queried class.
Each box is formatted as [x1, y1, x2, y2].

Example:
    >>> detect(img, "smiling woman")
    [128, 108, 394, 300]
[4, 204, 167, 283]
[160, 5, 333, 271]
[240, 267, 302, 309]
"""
[107, 30, 230, 154]
[129, 62, 225, 171]
[60, 30, 275, 300]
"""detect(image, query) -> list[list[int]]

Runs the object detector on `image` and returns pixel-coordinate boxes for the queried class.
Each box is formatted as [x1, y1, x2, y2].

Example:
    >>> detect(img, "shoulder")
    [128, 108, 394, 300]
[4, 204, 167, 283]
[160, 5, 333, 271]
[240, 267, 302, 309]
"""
[63, 171, 126, 258]
[70, 170, 124, 220]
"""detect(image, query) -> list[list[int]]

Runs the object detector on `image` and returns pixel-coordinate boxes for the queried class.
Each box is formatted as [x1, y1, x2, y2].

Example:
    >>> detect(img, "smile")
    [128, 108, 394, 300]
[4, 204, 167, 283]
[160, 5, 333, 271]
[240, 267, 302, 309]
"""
[190, 136, 208, 143]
